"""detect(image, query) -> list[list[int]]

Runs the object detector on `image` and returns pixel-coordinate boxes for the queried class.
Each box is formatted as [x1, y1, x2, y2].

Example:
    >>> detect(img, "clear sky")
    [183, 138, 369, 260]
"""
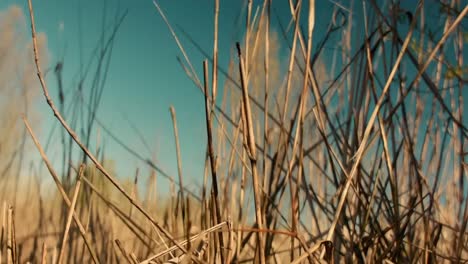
[0, 0, 286, 191]
[0, 0, 338, 191]
[1, 0, 466, 195]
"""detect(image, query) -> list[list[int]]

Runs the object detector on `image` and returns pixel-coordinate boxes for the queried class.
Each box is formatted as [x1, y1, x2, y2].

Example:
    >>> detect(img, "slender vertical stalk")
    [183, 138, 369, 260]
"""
[6, 206, 13, 264]
[236, 43, 266, 264]
[58, 165, 84, 264]
[245, 0, 253, 77]
[212, 0, 219, 106]
[169, 106, 186, 226]
[262, 0, 271, 207]
[41, 242, 47, 264]
[203, 60, 225, 261]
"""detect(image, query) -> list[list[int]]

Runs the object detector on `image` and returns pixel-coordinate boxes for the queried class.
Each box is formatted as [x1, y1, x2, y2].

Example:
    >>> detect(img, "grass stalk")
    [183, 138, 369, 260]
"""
[202, 60, 225, 262]
[169, 106, 186, 228]
[236, 42, 266, 264]
[57, 165, 84, 264]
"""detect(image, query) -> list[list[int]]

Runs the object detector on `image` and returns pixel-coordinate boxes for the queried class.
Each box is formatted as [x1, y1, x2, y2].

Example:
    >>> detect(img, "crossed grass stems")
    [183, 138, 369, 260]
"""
[1, 0, 466, 263]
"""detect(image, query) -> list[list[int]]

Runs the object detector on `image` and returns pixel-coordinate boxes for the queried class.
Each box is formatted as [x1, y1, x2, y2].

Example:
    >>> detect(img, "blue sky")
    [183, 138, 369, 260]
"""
[1, 0, 466, 196]
[0, 0, 339, 191]
[0, 0, 287, 191]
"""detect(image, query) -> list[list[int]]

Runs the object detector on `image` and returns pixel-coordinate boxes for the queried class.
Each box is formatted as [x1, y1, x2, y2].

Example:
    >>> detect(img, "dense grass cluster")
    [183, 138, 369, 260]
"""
[0, 0, 467, 263]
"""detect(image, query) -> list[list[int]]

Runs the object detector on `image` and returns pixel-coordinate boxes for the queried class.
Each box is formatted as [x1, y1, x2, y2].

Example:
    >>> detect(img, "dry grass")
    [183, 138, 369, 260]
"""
[0, 0, 467, 263]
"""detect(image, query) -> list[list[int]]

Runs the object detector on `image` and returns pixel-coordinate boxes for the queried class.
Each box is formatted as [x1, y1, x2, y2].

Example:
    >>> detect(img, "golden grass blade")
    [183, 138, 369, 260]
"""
[57, 165, 84, 264]
[203, 60, 225, 262]
[236, 42, 266, 264]
[169, 106, 186, 226]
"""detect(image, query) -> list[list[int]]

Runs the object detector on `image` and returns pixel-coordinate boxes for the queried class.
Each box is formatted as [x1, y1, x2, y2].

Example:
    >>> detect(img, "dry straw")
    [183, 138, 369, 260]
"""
[0, 0, 464, 263]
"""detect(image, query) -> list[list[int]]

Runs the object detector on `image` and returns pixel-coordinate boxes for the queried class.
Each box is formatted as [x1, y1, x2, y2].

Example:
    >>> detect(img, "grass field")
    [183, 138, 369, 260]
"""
[0, 0, 467, 263]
